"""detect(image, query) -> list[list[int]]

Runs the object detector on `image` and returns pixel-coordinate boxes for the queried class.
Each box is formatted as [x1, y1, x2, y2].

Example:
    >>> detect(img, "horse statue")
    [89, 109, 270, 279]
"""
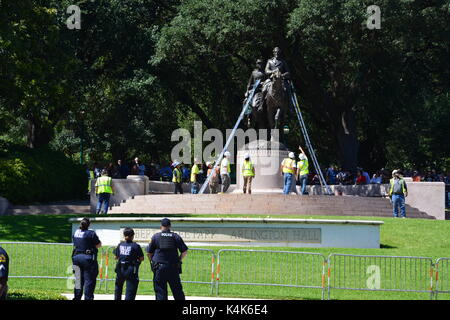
[264, 69, 290, 131]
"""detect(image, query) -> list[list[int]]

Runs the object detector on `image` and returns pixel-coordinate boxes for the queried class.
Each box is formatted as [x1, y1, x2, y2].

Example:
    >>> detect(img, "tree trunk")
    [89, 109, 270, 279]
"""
[26, 118, 53, 149]
[335, 109, 358, 172]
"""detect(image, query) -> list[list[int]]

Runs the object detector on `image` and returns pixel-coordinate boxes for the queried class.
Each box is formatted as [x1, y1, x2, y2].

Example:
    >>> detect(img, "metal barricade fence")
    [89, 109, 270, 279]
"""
[3, 241, 450, 300]
[0, 242, 75, 292]
[101, 246, 216, 294]
[216, 249, 327, 300]
[434, 258, 450, 299]
[327, 254, 434, 300]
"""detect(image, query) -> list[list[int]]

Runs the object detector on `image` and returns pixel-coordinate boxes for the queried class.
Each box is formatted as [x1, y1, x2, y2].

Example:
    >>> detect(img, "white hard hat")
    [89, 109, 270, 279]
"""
[244, 153, 250, 159]
[206, 161, 211, 166]
[224, 151, 231, 157]
[289, 152, 295, 159]
[299, 154, 306, 160]
[392, 169, 398, 176]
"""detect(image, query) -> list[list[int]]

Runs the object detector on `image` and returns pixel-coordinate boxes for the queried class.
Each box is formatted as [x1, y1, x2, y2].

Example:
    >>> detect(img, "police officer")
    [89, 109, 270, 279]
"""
[147, 218, 188, 300]
[0, 246, 9, 300]
[72, 218, 102, 300]
[114, 228, 144, 300]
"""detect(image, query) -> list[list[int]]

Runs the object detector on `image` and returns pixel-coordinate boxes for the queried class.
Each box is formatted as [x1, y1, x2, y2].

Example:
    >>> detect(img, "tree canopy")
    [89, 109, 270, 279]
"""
[0, 0, 449, 172]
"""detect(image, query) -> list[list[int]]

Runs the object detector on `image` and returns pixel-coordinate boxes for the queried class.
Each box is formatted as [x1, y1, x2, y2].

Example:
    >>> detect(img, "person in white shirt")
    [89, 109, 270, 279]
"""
[220, 151, 232, 193]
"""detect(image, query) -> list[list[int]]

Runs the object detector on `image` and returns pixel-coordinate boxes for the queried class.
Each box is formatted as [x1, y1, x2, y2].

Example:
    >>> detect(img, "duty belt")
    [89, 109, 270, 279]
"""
[74, 249, 94, 255]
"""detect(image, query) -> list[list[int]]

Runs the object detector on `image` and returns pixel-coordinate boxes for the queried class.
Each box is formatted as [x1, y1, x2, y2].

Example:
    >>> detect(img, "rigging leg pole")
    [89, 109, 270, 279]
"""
[199, 80, 261, 194]
[288, 81, 333, 195]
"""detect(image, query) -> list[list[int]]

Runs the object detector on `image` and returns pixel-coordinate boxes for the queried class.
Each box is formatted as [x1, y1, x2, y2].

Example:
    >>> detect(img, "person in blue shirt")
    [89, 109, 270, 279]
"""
[0, 246, 9, 300]
[113, 228, 144, 300]
[147, 218, 188, 300]
[159, 164, 173, 181]
[72, 218, 102, 300]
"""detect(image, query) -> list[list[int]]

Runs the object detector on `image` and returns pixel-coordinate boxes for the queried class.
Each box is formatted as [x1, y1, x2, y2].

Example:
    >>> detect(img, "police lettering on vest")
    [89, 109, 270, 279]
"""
[115, 241, 144, 265]
[73, 229, 100, 255]
[147, 230, 188, 264]
[159, 232, 177, 250]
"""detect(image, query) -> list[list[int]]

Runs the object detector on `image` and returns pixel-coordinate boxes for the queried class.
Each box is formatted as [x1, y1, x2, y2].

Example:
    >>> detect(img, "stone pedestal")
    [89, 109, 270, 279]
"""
[235, 140, 288, 193]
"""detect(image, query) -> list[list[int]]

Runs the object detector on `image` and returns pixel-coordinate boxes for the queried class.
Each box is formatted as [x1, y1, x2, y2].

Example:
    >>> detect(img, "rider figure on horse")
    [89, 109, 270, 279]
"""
[244, 47, 292, 130]
[244, 59, 267, 127]
[264, 46, 291, 92]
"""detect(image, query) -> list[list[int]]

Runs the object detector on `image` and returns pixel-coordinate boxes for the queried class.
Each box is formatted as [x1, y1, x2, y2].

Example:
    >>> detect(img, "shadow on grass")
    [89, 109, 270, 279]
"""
[0, 214, 87, 243]
[380, 243, 397, 249]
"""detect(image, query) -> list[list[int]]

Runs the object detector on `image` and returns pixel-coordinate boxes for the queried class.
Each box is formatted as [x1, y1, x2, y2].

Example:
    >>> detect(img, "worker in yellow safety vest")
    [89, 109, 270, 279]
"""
[190, 158, 201, 194]
[242, 153, 255, 194]
[281, 152, 297, 195]
[297, 146, 309, 195]
[172, 161, 183, 194]
[86, 164, 95, 194]
[389, 169, 408, 218]
[95, 169, 114, 214]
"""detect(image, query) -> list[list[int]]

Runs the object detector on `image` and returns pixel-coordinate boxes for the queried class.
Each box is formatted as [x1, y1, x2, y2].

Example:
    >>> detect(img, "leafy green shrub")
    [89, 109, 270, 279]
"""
[6, 289, 68, 300]
[0, 142, 86, 204]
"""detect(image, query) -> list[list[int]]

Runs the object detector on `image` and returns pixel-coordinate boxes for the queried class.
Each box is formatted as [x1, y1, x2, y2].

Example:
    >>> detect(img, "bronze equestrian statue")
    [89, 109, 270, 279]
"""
[244, 47, 292, 133]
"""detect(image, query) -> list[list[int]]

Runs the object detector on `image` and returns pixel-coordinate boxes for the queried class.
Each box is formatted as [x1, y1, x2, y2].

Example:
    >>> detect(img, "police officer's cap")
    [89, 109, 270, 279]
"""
[161, 218, 171, 227]
[123, 227, 135, 237]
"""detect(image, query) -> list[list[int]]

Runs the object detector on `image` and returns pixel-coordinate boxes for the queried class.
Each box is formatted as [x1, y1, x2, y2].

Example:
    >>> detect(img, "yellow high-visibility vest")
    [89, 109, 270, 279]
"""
[389, 178, 406, 196]
[191, 164, 200, 182]
[88, 170, 95, 192]
[282, 158, 295, 174]
[172, 168, 182, 183]
[297, 159, 309, 176]
[220, 158, 231, 175]
[242, 160, 255, 177]
[95, 176, 113, 194]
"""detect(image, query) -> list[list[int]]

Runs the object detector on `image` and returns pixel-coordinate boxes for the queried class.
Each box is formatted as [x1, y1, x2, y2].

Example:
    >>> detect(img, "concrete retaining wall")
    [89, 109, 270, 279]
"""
[90, 176, 446, 219]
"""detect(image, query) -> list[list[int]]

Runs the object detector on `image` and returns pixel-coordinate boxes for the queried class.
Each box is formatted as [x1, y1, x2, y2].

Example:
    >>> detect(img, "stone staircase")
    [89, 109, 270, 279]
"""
[108, 194, 433, 219]
[7, 201, 90, 215]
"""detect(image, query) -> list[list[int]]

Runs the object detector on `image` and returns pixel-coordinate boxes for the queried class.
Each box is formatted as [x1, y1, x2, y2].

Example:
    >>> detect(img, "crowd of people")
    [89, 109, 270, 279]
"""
[86, 157, 450, 188]
[86, 157, 209, 184]
[320, 166, 450, 186]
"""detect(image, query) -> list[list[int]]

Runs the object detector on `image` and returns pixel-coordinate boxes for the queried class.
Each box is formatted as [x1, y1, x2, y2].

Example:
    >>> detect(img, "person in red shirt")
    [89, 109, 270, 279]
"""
[412, 170, 421, 182]
[355, 170, 367, 185]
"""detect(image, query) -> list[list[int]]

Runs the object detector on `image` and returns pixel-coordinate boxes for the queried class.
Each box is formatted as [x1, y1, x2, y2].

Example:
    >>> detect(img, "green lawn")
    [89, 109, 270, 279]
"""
[0, 213, 449, 300]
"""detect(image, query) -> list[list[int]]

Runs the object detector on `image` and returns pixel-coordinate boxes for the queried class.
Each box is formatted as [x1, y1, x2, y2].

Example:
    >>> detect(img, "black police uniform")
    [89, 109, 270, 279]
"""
[147, 230, 188, 300]
[0, 246, 9, 300]
[72, 228, 101, 300]
[113, 240, 144, 300]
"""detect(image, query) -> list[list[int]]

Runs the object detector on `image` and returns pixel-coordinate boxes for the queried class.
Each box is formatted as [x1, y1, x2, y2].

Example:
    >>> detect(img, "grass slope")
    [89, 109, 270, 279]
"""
[0, 213, 449, 300]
